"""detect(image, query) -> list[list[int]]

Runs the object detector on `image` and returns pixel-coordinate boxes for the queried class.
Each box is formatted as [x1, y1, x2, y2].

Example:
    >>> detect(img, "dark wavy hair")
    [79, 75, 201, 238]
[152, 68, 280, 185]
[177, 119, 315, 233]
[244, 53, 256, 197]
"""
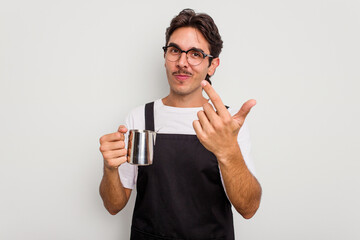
[165, 9, 223, 84]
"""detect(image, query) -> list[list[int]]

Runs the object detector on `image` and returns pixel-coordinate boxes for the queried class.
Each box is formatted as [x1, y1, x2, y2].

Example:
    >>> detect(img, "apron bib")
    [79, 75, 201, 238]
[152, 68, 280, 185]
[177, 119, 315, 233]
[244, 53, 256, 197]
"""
[130, 102, 234, 240]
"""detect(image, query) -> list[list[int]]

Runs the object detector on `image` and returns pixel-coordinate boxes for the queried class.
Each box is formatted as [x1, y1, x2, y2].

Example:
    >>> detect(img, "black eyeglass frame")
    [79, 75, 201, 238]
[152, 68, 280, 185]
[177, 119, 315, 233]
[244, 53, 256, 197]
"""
[162, 44, 214, 64]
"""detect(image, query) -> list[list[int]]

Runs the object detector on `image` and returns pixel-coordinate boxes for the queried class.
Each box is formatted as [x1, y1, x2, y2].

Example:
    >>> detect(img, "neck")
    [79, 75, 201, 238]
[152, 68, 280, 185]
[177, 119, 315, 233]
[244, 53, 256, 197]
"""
[162, 92, 208, 108]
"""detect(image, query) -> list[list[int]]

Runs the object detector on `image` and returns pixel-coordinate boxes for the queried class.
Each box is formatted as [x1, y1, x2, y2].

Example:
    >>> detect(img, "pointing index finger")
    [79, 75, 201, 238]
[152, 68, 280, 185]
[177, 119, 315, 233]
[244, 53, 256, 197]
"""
[201, 80, 228, 116]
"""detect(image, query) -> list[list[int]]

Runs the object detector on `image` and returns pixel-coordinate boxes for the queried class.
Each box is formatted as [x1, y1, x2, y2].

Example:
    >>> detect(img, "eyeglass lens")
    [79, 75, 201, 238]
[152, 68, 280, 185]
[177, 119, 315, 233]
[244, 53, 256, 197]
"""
[165, 46, 204, 65]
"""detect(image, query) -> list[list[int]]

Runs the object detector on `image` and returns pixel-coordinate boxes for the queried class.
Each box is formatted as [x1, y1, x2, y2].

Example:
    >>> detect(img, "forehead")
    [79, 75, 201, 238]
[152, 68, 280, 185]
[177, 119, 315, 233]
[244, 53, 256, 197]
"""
[168, 27, 210, 52]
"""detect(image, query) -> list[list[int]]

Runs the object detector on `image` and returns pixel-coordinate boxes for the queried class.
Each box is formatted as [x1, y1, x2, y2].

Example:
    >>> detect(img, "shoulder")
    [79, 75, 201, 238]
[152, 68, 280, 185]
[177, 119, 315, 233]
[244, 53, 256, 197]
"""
[127, 104, 145, 119]
[127, 99, 162, 117]
[124, 104, 145, 130]
[125, 100, 161, 129]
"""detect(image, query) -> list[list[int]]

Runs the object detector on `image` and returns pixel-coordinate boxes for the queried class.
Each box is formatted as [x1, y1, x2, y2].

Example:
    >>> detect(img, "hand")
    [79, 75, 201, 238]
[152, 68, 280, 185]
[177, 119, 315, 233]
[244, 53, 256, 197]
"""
[99, 125, 128, 170]
[193, 80, 256, 160]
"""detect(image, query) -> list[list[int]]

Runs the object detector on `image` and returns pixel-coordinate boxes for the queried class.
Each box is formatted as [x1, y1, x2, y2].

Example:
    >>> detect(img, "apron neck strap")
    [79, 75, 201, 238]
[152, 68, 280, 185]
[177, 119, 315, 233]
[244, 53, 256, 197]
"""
[145, 102, 155, 131]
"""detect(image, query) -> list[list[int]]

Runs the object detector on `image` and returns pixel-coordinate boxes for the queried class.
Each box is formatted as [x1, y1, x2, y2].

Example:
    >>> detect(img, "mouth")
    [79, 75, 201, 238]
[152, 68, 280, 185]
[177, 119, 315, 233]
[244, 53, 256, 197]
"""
[174, 75, 191, 81]
[173, 71, 192, 81]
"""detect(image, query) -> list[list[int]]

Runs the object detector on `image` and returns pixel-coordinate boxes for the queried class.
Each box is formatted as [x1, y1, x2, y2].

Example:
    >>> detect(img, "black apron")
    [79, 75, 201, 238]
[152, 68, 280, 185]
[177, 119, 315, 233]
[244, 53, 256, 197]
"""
[130, 102, 234, 240]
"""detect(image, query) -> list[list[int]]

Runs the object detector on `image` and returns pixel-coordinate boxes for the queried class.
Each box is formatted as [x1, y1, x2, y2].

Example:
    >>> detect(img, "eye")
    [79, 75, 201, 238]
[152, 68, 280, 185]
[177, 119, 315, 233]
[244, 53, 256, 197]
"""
[189, 50, 203, 58]
[169, 47, 180, 54]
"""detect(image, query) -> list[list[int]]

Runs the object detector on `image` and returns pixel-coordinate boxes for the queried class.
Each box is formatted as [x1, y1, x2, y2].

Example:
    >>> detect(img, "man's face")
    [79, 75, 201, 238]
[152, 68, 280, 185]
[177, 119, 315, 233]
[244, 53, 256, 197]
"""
[164, 27, 219, 98]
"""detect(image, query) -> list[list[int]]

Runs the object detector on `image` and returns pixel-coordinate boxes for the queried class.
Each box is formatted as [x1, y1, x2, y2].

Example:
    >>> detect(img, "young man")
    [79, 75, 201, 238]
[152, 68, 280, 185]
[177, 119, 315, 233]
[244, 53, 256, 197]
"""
[99, 9, 262, 239]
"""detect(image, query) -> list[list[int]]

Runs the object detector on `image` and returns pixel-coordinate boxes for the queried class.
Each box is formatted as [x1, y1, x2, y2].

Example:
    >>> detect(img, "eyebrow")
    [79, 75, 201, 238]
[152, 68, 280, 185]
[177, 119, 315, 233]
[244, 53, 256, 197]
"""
[167, 42, 205, 53]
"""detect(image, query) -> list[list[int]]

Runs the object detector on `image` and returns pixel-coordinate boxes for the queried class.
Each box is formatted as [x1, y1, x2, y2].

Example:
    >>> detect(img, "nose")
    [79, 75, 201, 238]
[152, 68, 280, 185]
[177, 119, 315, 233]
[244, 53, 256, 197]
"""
[176, 52, 189, 68]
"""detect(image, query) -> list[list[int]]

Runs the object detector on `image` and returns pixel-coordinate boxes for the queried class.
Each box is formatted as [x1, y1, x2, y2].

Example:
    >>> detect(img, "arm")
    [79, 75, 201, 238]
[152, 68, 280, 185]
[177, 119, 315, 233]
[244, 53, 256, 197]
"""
[193, 80, 262, 219]
[99, 125, 132, 215]
[217, 145, 261, 219]
[99, 167, 132, 215]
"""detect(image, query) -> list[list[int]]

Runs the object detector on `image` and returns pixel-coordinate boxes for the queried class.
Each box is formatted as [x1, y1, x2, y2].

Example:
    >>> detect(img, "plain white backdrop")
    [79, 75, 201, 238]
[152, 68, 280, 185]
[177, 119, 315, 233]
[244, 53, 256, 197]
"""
[1, 0, 359, 239]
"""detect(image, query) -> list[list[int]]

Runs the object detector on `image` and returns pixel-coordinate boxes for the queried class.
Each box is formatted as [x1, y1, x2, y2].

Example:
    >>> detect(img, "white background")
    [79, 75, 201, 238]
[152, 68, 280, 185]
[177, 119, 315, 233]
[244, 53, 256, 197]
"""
[1, 0, 359, 239]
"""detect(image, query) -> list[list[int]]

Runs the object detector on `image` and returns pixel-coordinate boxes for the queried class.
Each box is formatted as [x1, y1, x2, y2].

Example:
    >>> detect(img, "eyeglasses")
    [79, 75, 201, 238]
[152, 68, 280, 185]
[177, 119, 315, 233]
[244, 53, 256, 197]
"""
[162, 44, 213, 66]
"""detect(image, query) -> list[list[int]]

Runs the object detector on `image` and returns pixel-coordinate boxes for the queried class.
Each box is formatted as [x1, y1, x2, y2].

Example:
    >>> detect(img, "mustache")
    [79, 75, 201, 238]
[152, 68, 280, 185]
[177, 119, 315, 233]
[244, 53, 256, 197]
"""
[172, 70, 192, 76]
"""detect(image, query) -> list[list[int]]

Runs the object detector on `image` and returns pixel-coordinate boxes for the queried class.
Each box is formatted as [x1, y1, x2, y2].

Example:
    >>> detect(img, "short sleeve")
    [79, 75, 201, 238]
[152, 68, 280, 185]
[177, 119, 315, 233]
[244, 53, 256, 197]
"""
[227, 107, 257, 177]
[237, 120, 257, 177]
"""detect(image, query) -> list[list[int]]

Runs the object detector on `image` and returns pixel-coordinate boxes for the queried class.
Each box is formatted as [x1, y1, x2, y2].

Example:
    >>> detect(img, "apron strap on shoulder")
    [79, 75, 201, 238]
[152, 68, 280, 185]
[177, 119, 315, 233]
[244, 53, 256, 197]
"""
[145, 102, 155, 131]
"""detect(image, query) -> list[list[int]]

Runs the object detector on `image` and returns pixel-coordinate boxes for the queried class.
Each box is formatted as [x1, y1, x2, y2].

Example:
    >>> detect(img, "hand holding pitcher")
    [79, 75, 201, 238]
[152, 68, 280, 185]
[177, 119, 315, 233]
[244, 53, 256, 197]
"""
[99, 125, 128, 169]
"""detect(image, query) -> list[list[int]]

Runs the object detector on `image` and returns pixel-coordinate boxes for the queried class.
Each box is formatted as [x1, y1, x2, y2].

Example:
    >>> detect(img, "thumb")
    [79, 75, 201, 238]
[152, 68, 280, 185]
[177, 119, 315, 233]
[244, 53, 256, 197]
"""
[118, 125, 128, 133]
[233, 99, 257, 122]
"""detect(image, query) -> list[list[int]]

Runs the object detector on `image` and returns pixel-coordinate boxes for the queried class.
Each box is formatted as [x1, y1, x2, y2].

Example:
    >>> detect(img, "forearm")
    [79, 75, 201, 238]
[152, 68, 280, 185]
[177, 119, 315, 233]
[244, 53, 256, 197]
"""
[217, 145, 262, 219]
[99, 166, 129, 215]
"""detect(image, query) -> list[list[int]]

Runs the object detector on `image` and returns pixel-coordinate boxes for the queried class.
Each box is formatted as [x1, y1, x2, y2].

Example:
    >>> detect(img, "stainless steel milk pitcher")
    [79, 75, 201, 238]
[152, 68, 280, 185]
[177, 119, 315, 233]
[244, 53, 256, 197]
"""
[127, 129, 156, 165]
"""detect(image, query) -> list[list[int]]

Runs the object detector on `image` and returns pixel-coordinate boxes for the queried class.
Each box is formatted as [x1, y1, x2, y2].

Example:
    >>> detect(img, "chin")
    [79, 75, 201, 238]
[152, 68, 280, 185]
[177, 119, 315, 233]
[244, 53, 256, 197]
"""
[171, 85, 201, 96]
[170, 88, 189, 96]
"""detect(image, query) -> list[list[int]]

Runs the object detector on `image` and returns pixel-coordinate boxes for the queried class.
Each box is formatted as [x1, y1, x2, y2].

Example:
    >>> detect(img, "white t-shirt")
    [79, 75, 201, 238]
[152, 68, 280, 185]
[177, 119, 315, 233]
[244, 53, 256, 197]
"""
[118, 99, 256, 190]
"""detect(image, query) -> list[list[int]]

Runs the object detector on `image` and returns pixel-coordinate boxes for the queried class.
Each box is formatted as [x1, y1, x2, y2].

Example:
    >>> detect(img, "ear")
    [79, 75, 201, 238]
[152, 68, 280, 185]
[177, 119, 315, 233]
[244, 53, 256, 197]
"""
[207, 58, 220, 76]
